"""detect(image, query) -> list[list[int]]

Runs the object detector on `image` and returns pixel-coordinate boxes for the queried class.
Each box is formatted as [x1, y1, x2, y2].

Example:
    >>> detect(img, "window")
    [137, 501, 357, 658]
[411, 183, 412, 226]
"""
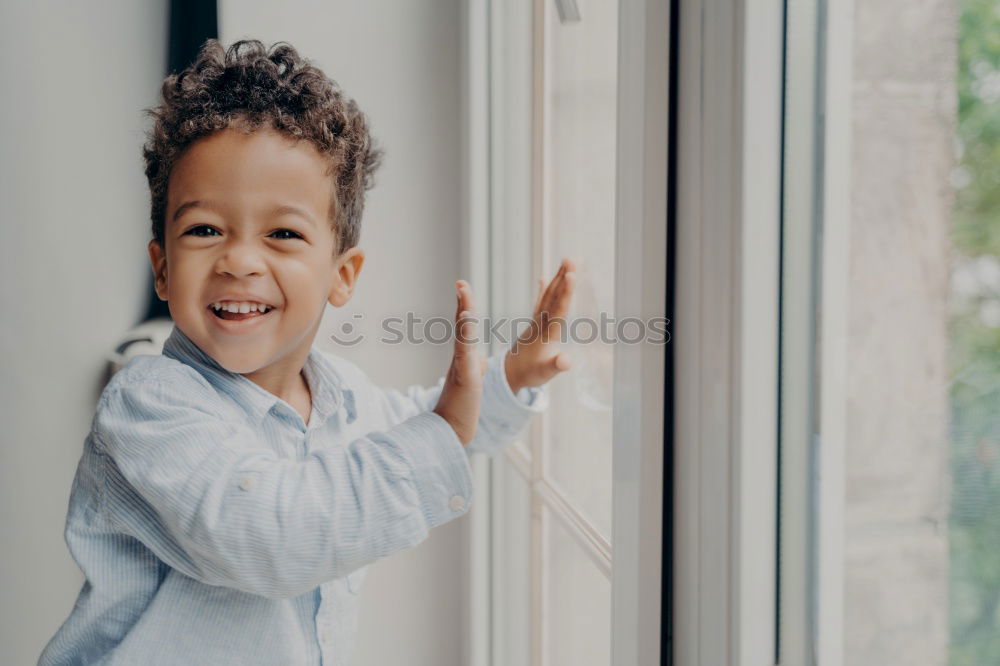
[671, 0, 785, 663]
[786, 0, 1000, 664]
[779, 0, 967, 663]
[463, 0, 669, 664]
[672, 0, 968, 664]
[490, 0, 617, 662]
[472, 1, 990, 665]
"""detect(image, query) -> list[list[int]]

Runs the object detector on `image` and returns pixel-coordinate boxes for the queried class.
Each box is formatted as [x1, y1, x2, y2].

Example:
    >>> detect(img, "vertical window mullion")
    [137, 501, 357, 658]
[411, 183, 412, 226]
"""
[530, 1, 548, 664]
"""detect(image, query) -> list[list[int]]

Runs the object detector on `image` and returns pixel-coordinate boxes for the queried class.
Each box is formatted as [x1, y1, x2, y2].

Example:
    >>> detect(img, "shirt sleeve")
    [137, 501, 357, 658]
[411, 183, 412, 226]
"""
[93, 369, 473, 600]
[372, 347, 548, 457]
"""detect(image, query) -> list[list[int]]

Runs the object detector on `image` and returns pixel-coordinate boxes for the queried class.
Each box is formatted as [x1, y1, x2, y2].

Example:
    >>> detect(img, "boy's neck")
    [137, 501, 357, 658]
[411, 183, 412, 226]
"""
[240, 354, 314, 425]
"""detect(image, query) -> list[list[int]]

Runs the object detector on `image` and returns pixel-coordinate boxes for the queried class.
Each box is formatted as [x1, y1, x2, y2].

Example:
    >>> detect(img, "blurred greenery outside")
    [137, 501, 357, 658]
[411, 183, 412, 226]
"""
[951, 1, 1000, 663]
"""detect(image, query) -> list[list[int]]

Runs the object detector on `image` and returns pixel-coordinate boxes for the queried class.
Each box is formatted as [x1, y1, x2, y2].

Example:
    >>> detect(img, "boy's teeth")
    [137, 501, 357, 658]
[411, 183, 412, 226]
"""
[211, 301, 271, 313]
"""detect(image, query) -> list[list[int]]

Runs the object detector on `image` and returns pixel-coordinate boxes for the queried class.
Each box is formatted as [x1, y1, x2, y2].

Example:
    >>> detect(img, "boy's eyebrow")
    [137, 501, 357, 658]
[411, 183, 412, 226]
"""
[172, 200, 317, 227]
[172, 199, 220, 223]
[270, 204, 317, 227]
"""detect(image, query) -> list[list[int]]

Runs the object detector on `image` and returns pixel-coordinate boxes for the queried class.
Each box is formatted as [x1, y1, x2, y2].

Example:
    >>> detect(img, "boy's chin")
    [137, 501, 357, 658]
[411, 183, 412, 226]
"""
[189, 335, 266, 373]
[210, 350, 271, 375]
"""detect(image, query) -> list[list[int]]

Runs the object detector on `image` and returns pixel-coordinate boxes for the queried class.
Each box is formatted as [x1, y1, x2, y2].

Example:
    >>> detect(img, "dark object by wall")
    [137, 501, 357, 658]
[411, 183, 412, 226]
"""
[141, 0, 218, 324]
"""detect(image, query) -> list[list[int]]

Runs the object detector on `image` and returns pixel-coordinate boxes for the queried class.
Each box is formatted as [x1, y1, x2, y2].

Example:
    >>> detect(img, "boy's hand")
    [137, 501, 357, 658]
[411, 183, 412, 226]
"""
[433, 280, 488, 446]
[505, 257, 577, 394]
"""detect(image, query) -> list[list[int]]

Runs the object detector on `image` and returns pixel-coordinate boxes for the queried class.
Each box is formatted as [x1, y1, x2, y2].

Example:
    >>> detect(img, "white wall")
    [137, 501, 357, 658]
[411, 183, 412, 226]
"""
[0, 1, 169, 664]
[217, 3, 469, 665]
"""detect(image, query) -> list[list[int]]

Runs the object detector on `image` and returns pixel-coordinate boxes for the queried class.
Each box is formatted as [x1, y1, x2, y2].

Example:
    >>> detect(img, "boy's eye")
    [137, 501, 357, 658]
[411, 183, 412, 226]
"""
[185, 225, 219, 237]
[181, 226, 302, 240]
[270, 229, 303, 240]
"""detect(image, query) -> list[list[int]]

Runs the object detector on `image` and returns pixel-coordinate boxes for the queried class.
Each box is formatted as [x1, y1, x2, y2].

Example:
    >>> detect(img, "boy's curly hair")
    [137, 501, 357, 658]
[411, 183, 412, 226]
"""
[141, 38, 384, 255]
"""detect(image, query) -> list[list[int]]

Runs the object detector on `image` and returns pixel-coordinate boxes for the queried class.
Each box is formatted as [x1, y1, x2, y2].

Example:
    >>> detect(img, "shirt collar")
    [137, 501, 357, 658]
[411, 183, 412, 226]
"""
[161, 324, 355, 429]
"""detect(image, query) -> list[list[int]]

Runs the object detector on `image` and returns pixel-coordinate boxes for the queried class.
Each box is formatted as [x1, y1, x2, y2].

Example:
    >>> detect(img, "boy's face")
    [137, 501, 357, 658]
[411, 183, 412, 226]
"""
[148, 126, 364, 376]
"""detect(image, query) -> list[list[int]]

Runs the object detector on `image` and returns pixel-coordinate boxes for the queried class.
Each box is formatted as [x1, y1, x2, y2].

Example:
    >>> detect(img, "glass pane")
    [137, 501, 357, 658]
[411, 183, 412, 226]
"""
[543, 504, 611, 666]
[495, 457, 532, 666]
[783, 0, 983, 664]
[490, 0, 535, 463]
[542, 0, 617, 540]
[949, 2, 1000, 663]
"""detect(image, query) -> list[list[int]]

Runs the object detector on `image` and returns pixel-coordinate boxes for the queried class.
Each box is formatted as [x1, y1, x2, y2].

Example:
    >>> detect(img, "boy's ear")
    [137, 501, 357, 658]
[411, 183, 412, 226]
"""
[328, 247, 365, 307]
[147, 240, 169, 301]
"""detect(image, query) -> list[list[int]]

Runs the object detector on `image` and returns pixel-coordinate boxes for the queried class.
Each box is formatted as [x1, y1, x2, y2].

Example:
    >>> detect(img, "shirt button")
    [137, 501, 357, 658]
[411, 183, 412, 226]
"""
[449, 495, 466, 511]
[318, 626, 330, 643]
[238, 476, 256, 491]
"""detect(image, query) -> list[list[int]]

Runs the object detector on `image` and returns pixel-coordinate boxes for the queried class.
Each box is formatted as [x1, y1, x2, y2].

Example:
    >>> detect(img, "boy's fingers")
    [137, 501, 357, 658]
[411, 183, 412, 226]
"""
[533, 270, 560, 318]
[454, 284, 478, 357]
[455, 280, 467, 318]
[539, 262, 576, 333]
[552, 271, 575, 319]
[533, 277, 545, 314]
[456, 280, 475, 313]
[539, 260, 570, 316]
[455, 282, 472, 325]
[455, 310, 475, 355]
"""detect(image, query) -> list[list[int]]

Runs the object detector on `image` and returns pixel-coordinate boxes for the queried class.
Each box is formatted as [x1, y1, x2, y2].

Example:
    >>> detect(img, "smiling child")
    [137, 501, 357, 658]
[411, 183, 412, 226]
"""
[38, 38, 574, 665]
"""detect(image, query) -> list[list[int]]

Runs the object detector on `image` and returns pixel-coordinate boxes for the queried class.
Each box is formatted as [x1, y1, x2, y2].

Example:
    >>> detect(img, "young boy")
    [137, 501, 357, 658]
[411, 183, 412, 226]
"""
[38, 39, 575, 665]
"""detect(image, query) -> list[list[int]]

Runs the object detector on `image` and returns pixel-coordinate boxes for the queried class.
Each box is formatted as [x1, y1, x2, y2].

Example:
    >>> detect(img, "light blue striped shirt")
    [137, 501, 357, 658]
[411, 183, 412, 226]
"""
[39, 324, 546, 665]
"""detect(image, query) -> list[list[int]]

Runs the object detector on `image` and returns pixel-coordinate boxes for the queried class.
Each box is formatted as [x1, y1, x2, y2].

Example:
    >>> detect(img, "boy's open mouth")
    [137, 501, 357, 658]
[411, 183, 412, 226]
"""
[208, 302, 276, 321]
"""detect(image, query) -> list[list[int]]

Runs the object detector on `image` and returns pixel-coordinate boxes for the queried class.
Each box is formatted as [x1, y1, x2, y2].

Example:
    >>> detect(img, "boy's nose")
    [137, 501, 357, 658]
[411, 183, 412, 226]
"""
[215, 243, 266, 277]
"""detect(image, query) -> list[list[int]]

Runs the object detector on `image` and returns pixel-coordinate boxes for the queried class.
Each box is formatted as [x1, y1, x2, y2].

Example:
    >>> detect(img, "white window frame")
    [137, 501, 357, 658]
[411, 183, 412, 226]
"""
[459, 1, 493, 665]
[814, 1, 853, 664]
[672, 0, 783, 664]
[462, 0, 852, 664]
[460, 0, 670, 664]
[776, 0, 853, 664]
[672, 0, 853, 665]
[612, 0, 670, 663]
